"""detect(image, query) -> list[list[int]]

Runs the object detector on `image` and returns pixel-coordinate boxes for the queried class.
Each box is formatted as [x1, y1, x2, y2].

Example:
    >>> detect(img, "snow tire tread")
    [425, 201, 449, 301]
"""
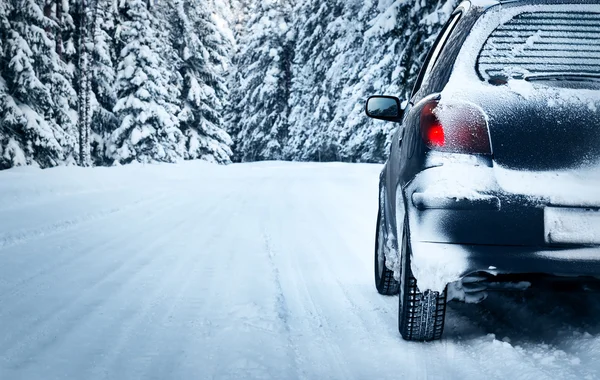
[379, 266, 399, 295]
[398, 220, 447, 341]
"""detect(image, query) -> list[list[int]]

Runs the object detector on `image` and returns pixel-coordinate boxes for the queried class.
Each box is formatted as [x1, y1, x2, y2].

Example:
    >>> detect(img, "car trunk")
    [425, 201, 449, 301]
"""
[472, 5, 600, 200]
[431, 2, 600, 246]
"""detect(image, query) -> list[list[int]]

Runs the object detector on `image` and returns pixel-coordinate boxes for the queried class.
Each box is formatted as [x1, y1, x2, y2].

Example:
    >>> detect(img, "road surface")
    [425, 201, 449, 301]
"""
[1, 162, 599, 379]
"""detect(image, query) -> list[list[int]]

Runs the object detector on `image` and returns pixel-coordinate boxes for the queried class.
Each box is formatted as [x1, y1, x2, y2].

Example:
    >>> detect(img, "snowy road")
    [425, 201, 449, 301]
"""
[1, 162, 600, 380]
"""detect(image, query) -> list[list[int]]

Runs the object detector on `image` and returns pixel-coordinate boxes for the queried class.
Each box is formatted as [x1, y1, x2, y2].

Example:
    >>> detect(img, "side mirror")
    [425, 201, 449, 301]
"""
[365, 96, 404, 122]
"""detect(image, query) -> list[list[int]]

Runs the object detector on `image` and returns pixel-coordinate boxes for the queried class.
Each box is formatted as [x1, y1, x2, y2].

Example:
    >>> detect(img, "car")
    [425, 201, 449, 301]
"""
[366, 0, 600, 341]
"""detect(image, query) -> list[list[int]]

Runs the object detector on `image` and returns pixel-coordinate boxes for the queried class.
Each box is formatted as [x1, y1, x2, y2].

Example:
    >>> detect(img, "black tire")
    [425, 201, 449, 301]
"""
[374, 207, 399, 296]
[398, 218, 446, 341]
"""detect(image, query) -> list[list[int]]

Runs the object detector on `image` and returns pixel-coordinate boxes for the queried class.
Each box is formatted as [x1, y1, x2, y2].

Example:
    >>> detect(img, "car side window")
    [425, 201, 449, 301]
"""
[411, 12, 462, 101]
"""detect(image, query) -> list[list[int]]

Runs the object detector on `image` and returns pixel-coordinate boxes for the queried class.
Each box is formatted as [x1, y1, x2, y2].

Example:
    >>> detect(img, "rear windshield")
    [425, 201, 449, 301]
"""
[476, 11, 600, 80]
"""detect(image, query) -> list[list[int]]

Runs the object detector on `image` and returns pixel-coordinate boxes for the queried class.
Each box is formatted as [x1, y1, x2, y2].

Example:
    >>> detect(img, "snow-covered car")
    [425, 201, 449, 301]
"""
[366, 0, 600, 341]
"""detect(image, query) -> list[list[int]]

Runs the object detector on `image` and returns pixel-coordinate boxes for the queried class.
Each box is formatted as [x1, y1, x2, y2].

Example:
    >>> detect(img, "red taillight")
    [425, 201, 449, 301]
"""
[427, 125, 445, 147]
[421, 102, 445, 147]
[420, 100, 491, 155]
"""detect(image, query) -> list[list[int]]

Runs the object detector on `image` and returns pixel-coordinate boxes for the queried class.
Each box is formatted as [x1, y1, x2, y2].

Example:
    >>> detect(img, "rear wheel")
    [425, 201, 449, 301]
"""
[374, 207, 399, 296]
[398, 219, 446, 341]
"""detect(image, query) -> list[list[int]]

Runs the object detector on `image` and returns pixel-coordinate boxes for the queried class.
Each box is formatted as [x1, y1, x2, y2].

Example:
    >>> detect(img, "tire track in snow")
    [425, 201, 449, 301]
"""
[262, 231, 302, 380]
[0, 191, 173, 298]
[276, 244, 357, 380]
[90, 217, 206, 377]
[137, 200, 238, 380]
[240, 177, 355, 380]
[0, 185, 130, 213]
[0, 191, 170, 252]
[0, 195, 189, 366]
[110, 189, 239, 380]
[265, 181, 363, 380]
[190, 184, 300, 380]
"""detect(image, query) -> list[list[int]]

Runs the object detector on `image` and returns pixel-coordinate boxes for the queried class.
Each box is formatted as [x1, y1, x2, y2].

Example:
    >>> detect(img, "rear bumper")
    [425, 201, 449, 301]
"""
[404, 162, 599, 247]
[415, 241, 600, 279]
[402, 163, 600, 289]
[406, 190, 600, 285]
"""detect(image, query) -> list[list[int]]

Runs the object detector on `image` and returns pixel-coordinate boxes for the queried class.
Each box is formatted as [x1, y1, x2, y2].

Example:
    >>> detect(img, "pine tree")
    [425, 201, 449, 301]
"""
[89, 0, 118, 165]
[152, 0, 183, 111]
[229, 0, 295, 162]
[0, 1, 27, 169]
[1, 0, 77, 168]
[173, 0, 233, 164]
[109, 0, 185, 164]
[0, 0, 28, 168]
[229, 0, 252, 40]
[0, 79, 30, 169]
[285, 0, 348, 162]
[45, 0, 79, 165]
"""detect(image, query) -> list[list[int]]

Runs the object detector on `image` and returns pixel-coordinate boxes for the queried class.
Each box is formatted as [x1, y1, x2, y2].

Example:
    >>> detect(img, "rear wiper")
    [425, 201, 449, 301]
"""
[525, 73, 600, 83]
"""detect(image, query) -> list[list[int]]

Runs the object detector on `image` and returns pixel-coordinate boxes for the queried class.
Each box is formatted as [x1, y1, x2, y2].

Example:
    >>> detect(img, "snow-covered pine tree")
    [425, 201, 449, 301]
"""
[1, 0, 77, 168]
[285, 0, 350, 162]
[0, 79, 29, 169]
[89, 0, 118, 165]
[44, 0, 79, 164]
[0, 1, 8, 73]
[224, 4, 246, 163]
[151, 0, 183, 117]
[109, 0, 185, 164]
[229, 0, 295, 162]
[172, 0, 233, 164]
[228, 0, 252, 47]
[0, 0, 28, 169]
[0, 1, 28, 168]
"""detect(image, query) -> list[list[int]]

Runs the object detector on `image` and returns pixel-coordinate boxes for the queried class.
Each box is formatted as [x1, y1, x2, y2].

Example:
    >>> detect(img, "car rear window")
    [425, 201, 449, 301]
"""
[476, 11, 600, 80]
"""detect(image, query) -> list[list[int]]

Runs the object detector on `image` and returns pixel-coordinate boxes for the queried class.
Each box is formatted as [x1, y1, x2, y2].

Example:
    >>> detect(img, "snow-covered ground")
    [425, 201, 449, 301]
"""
[1, 161, 600, 380]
